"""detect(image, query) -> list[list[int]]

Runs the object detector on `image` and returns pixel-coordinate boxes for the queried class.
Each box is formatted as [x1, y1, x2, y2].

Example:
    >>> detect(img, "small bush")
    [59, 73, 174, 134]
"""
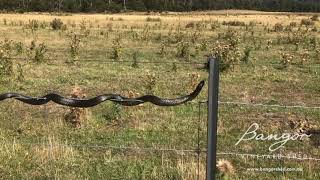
[280, 52, 294, 67]
[222, 21, 246, 26]
[111, 38, 122, 61]
[100, 103, 123, 125]
[311, 15, 319, 21]
[145, 73, 157, 94]
[274, 23, 284, 32]
[0, 39, 14, 76]
[26, 19, 39, 31]
[158, 40, 167, 56]
[146, 17, 161, 22]
[241, 47, 252, 63]
[27, 40, 48, 63]
[289, 22, 297, 27]
[185, 22, 195, 28]
[176, 41, 191, 61]
[312, 26, 318, 32]
[39, 21, 48, 29]
[50, 18, 64, 30]
[185, 21, 205, 30]
[64, 87, 88, 128]
[301, 19, 315, 26]
[132, 51, 139, 68]
[211, 40, 242, 72]
[68, 32, 82, 62]
[14, 41, 24, 55]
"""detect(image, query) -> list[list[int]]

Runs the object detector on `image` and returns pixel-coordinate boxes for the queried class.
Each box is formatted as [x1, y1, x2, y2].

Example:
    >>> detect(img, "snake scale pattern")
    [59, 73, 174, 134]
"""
[0, 81, 205, 108]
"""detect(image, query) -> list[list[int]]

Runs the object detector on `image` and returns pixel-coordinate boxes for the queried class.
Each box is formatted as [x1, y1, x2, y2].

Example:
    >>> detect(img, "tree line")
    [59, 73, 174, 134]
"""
[0, 0, 319, 13]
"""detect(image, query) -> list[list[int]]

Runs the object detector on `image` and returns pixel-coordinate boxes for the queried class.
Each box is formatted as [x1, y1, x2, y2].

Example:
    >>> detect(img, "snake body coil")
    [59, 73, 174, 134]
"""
[0, 81, 205, 108]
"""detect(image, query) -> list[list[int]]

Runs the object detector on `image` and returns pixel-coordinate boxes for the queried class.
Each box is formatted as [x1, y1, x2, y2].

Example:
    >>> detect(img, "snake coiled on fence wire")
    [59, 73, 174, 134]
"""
[0, 81, 205, 108]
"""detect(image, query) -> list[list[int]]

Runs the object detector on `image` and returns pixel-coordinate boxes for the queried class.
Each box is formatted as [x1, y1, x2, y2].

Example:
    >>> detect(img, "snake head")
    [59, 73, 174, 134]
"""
[189, 80, 205, 98]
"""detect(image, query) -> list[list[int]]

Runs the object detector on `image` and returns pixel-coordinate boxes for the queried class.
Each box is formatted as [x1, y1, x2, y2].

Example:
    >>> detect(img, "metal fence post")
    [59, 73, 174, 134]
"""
[207, 57, 219, 180]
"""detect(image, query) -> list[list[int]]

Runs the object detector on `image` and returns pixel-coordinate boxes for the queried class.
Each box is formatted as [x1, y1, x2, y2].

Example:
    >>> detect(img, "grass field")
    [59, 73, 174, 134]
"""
[0, 10, 320, 179]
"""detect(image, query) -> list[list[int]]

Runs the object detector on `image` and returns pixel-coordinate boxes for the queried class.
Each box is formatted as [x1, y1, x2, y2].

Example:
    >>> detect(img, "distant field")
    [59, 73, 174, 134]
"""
[0, 11, 319, 179]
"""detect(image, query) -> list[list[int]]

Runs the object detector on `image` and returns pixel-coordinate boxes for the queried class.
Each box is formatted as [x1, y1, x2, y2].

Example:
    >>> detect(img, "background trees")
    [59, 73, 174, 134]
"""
[0, 0, 319, 13]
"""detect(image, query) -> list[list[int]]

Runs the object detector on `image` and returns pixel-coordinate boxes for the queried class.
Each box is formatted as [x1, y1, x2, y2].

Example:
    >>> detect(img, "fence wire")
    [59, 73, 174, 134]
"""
[11, 142, 320, 162]
[218, 101, 320, 110]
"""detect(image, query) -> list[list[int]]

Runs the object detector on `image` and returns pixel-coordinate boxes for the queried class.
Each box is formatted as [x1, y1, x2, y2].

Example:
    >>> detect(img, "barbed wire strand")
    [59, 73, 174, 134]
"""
[218, 101, 320, 110]
[13, 141, 320, 161]
[7, 56, 320, 68]
[7, 57, 206, 65]
[17, 141, 205, 154]
[188, 100, 320, 110]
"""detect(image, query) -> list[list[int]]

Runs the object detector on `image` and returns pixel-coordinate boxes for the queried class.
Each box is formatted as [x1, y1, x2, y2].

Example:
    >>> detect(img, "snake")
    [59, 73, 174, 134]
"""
[0, 81, 205, 108]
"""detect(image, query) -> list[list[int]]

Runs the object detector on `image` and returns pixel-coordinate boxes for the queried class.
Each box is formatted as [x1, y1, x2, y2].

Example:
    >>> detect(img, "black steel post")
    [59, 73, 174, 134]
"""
[206, 57, 220, 180]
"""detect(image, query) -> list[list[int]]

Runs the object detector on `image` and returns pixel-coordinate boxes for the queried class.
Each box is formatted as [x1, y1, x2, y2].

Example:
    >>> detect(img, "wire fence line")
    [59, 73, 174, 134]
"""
[7, 56, 320, 69]
[15, 141, 206, 154]
[218, 101, 320, 110]
[10, 141, 320, 162]
[7, 57, 206, 65]
[188, 100, 320, 110]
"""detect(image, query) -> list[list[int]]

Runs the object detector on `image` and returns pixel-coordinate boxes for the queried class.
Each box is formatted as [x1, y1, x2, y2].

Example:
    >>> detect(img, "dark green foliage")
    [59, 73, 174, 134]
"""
[0, 0, 319, 13]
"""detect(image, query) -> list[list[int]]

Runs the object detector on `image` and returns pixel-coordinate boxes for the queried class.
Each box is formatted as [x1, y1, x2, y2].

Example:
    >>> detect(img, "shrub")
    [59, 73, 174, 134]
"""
[68, 32, 82, 62]
[311, 15, 319, 21]
[34, 43, 47, 63]
[14, 41, 24, 55]
[132, 51, 139, 68]
[211, 39, 242, 72]
[301, 19, 315, 26]
[64, 86, 88, 128]
[266, 39, 272, 50]
[100, 103, 123, 125]
[274, 23, 284, 32]
[289, 22, 297, 27]
[185, 22, 197, 29]
[146, 17, 161, 22]
[222, 20, 246, 26]
[280, 52, 294, 67]
[312, 26, 318, 32]
[241, 47, 252, 63]
[26, 19, 39, 31]
[111, 38, 122, 61]
[210, 21, 221, 30]
[39, 21, 48, 29]
[145, 72, 157, 94]
[300, 49, 310, 64]
[158, 40, 167, 56]
[0, 39, 14, 76]
[50, 18, 64, 30]
[176, 41, 191, 61]
[27, 40, 48, 63]
[79, 19, 90, 37]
